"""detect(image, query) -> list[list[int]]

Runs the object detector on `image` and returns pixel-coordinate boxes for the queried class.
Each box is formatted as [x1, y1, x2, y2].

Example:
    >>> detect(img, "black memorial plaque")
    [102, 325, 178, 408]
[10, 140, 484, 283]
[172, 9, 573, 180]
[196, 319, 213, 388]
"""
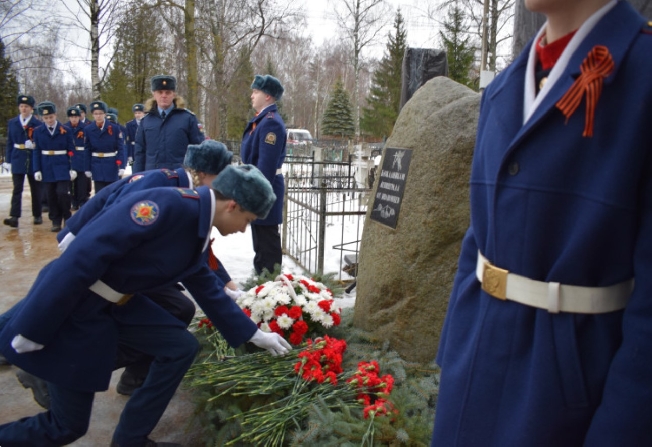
[370, 147, 412, 229]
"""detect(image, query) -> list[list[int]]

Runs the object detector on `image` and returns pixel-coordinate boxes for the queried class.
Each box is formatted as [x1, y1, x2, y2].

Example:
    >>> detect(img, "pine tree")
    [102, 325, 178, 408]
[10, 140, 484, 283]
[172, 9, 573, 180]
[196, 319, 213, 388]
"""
[0, 38, 19, 137]
[440, 1, 478, 89]
[102, 3, 165, 116]
[321, 79, 355, 138]
[360, 9, 407, 139]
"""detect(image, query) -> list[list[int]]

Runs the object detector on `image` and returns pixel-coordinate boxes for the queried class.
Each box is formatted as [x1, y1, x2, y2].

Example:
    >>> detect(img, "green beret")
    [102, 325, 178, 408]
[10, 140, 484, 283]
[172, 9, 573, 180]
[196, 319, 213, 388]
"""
[184, 140, 233, 175]
[212, 165, 276, 219]
[151, 75, 176, 91]
[251, 74, 284, 100]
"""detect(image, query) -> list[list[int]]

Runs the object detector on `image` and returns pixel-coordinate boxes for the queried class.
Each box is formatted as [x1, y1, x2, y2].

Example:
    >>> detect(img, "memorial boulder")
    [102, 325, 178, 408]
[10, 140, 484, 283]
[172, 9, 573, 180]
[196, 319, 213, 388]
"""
[353, 76, 480, 363]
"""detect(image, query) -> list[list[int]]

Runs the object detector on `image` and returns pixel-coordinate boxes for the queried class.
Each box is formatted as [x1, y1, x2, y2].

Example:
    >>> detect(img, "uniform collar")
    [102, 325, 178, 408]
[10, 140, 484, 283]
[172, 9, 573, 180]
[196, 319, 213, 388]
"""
[19, 114, 33, 127]
[523, 0, 617, 124]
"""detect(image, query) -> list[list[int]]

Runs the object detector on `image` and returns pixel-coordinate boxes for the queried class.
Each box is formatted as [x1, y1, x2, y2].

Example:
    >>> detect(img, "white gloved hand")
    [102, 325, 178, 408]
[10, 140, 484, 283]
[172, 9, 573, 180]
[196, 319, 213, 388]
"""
[24, 140, 34, 149]
[85, 171, 92, 178]
[224, 287, 244, 301]
[11, 334, 45, 354]
[58, 232, 76, 252]
[34, 171, 42, 181]
[2, 162, 10, 172]
[248, 329, 291, 356]
[70, 170, 77, 181]
[118, 169, 125, 177]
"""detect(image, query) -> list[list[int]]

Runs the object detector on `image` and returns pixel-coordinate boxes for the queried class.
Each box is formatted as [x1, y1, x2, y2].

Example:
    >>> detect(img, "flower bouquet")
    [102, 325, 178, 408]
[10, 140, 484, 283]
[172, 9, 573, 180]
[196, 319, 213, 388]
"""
[236, 273, 342, 345]
[186, 335, 396, 446]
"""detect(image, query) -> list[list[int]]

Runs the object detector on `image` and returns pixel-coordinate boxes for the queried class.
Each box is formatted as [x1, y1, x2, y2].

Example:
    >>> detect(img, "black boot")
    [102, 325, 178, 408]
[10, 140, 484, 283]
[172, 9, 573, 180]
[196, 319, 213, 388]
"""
[116, 368, 146, 396]
[16, 370, 50, 409]
[33, 216, 43, 225]
[3, 216, 18, 228]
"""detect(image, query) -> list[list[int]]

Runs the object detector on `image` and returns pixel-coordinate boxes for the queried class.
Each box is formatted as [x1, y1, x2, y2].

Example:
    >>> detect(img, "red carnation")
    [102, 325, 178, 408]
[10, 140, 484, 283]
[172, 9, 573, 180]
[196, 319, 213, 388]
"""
[68, 151, 74, 157]
[331, 312, 341, 326]
[318, 300, 332, 312]
[292, 320, 308, 336]
[289, 331, 303, 345]
[242, 308, 252, 318]
[116, 159, 122, 166]
[268, 320, 283, 336]
[274, 305, 290, 317]
[288, 306, 303, 319]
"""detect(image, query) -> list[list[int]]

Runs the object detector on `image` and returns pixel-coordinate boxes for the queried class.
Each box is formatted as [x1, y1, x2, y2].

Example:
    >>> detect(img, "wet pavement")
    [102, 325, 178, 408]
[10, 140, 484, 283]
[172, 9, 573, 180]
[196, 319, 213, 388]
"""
[0, 177, 203, 446]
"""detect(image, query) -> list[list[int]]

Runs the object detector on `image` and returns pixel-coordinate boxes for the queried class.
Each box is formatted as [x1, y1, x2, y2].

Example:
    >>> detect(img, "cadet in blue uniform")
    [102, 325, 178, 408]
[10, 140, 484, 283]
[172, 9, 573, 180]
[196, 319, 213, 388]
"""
[3, 94, 43, 228]
[431, 1, 652, 446]
[64, 106, 90, 209]
[73, 103, 89, 126]
[59, 139, 237, 395]
[240, 74, 287, 274]
[125, 103, 144, 165]
[133, 75, 204, 173]
[0, 164, 290, 447]
[84, 100, 126, 193]
[32, 102, 75, 232]
[108, 107, 129, 166]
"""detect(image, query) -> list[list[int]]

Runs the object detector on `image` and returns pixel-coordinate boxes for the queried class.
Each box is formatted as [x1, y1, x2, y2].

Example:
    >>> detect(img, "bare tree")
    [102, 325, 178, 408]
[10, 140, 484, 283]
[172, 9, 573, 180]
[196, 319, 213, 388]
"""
[58, 0, 126, 99]
[330, 0, 391, 139]
[432, 0, 514, 72]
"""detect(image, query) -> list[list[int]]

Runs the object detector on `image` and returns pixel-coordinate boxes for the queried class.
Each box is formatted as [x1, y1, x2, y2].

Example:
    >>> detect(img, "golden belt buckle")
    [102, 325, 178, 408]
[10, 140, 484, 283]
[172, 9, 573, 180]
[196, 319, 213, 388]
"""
[116, 294, 133, 306]
[47, 151, 54, 155]
[482, 261, 508, 300]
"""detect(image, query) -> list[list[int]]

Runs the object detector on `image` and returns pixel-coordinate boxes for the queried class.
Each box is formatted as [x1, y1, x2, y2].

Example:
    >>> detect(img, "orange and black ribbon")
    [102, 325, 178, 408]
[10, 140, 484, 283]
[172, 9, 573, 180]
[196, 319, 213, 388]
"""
[556, 45, 614, 137]
[207, 238, 219, 270]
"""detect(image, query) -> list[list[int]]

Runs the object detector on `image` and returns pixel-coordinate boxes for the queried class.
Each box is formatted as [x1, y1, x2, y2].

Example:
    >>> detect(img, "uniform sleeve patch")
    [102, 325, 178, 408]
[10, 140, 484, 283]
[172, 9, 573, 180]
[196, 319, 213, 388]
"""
[161, 169, 179, 179]
[264, 132, 277, 145]
[128, 174, 145, 183]
[643, 21, 652, 35]
[175, 187, 199, 199]
[266, 112, 275, 119]
[130, 200, 159, 226]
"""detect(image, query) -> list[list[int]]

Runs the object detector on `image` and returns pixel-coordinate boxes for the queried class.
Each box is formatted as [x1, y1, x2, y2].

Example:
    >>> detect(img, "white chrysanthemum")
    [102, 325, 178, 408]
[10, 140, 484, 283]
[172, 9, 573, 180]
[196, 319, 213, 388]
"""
[239, 295, 255, 308]
[303, 301, 321, 316]
[262, 308, 275, 322]
[319, 290, 332, 299]
[276, 314, 294, 329]
[259, 322, 271, 332]
[272, 292, 290, 305]
[320, 313, 334, 328]
[293, 294, 307, 307]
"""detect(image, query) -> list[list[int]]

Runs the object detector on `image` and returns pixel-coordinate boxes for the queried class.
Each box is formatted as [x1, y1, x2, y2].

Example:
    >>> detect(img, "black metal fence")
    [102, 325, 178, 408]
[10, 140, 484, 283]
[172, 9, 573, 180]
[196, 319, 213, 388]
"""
[281, 153, 372, 281]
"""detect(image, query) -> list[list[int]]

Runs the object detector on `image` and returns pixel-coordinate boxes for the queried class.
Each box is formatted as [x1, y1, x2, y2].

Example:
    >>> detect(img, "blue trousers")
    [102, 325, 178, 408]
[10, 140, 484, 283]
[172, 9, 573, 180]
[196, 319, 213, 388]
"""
[0, 323, 199, 446]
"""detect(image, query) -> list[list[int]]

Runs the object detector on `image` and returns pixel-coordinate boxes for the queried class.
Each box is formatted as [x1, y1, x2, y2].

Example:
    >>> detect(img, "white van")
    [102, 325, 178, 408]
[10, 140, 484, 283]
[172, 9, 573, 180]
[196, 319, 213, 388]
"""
[287, 129, 313, 145]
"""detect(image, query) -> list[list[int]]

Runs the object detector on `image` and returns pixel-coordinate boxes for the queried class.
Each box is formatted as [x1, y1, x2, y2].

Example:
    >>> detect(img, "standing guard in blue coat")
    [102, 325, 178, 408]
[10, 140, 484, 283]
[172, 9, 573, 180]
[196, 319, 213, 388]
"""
[108, 107, 128, 166]
[73, 103, 89, 126]
[0, 164, 290, 447]
[3, 94, 43, 228]
[431, 1, 652, 446]
[240, 74, 287, 274]
[84, 100, 126, 193]
[64, 106, 89, 210]
[32, 102, 75, 232]
[133, 75, 204, 173]
[125, 103, 144, 165]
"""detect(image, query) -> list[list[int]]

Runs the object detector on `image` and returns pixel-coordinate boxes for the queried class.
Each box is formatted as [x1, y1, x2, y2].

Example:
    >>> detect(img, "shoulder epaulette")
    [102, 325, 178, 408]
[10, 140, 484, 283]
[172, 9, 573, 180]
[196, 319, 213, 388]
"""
[175, 187, 199, 199]
[643, 21, 652, 35]
[160, 168, 179, 179]
[266, 112, 275, 119]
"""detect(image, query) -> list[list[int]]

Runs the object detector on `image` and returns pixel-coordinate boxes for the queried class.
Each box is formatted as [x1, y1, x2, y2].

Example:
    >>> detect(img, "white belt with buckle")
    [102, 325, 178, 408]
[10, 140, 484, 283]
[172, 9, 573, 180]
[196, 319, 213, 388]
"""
[476, 251, 632, 313]
[43, 150, 67, 156]
[14, 143, 25, 149]
[75, 146, 84, 151]
[89, 280, 133, 305]
[92, 151, 117, 158]
[276, 168, 283, 175]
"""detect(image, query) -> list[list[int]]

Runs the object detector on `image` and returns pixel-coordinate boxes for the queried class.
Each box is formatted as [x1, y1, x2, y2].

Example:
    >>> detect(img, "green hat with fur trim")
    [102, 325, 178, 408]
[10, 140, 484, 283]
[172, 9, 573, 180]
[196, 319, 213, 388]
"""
[211, 164, 276, 219]
[251, 74, 284, 100]
[183, 140, 233, 175]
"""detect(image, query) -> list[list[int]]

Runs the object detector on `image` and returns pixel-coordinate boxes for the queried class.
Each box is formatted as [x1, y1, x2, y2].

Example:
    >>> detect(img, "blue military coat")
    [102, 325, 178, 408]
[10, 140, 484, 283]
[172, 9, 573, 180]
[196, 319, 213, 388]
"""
[64, 121, 87, 171]
[240, 104, 286, 225]
[125, 118, 139, 160]
[133, 106, 203, 173]
[84, 120, 125, 182]
[0, 186, 257, 392]
[432, 2, 652, 446]
[32, 122, 74, 182]
[5, 114, 41, 175]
